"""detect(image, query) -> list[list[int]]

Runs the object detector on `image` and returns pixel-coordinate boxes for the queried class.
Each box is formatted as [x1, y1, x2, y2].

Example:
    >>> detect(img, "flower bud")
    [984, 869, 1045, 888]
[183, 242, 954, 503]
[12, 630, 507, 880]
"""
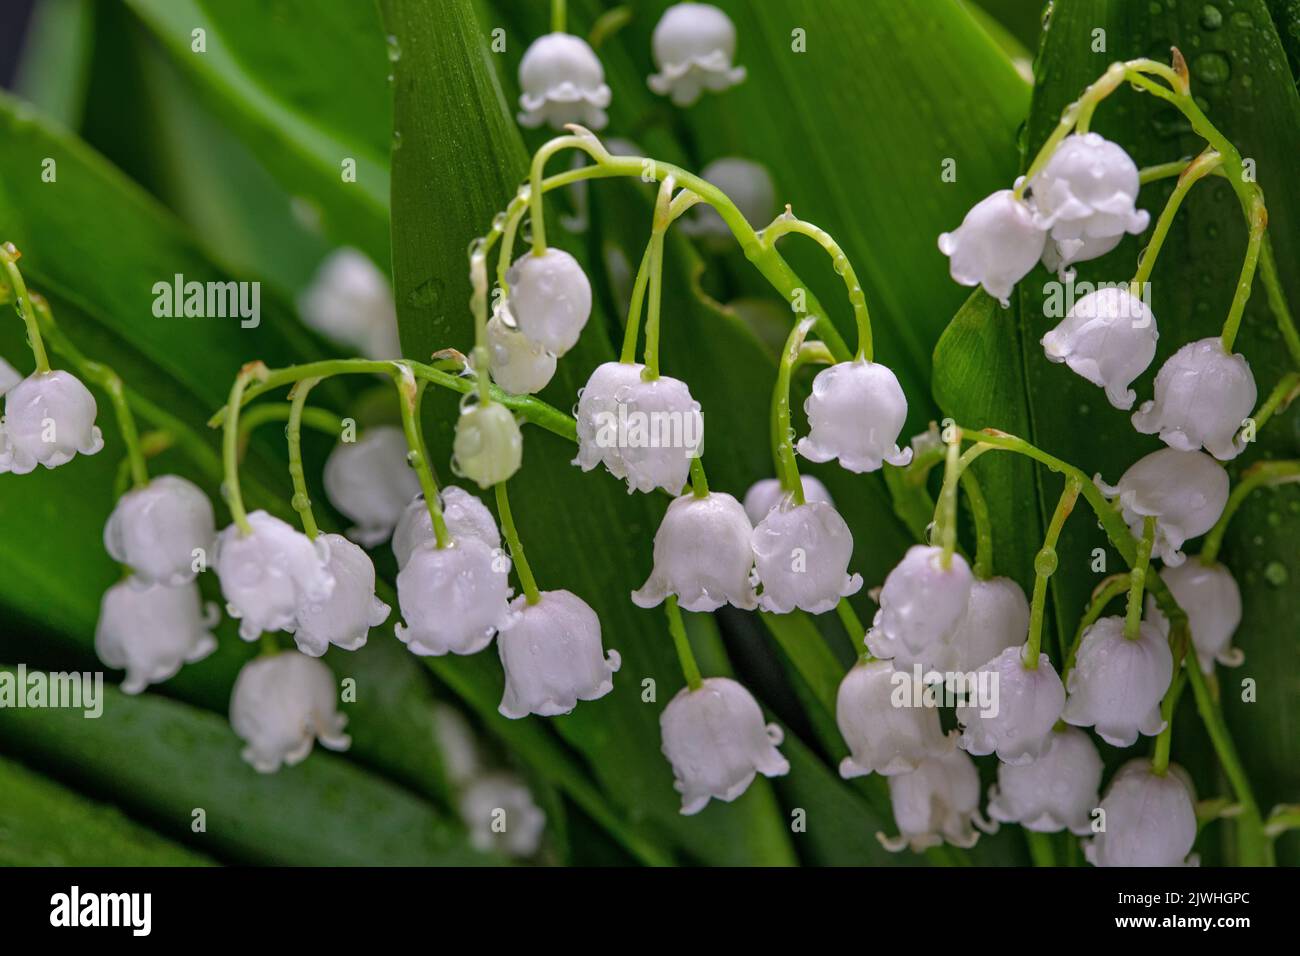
[1147, 560, 1242, 674]
[291, 533, 390, 657]
[647, 3, 747, 107]
[1041, 286, 1157, 410]
[751, 499, 862, 614]
[322, 426, 421, 547]
[1062, 615, 1172, 747]
[395, 536, 513, 656]
[103, 474, 216, 587]
[0, 369, 103, 474]
[633, 491, 757, 612]
[392, 486, 501, 569]
[956, 645, 1065, 765]
[1132, 337, 1256, 461]
[660, 676, 788, 815]
[987, 726, 1103, 834]
[229, 652, 350, 773]
[938, 190, 1046, 307]
[878, 749, 994, 853]
[741, 474, 833, 525]
[797, 359, 912, 473]
[215, 511, 334, 641]
[1085, 758, 1198, 867]
[836, 660, 956, 778]
[517, 33, 611, 130]
[486, 306, 557, 395]
[95, 578, 219, 694]
[1030, 133, 1150, 241]
[506, 248, 592, 356]
[866, 546, 972, 670]
[453, 401, 523, 490]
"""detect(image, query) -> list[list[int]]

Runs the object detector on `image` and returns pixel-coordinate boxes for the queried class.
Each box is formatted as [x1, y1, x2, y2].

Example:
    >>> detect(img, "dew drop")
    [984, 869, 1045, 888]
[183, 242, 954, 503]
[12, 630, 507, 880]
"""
[386, 34, 402, 62]
[1200, 4, 1223, 30]
[1192, 51, 1231, 85]
[1264, 561, 1288, 586]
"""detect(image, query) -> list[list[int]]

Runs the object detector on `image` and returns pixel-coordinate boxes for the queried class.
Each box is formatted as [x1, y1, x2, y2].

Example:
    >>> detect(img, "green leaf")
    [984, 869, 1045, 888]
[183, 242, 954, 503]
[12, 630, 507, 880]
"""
[13, 0, 96, 130]
[0, 667, 494, 866]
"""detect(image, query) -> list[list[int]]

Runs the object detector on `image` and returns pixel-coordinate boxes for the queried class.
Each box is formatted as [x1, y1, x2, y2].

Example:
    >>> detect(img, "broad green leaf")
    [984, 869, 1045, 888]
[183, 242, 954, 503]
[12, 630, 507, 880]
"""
[0, 668, 494, 866]
[13, 0, 96, 130]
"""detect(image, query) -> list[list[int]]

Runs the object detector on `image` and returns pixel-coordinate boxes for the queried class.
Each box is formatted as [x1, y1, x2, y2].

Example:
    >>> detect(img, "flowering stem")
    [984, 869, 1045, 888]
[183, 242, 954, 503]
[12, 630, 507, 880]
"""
[551, 0, 565, 34]
[958, 446, 994, 579]
[620, 243, 652, 363]
[1123, 516, 1156, 640]
[470, 243, 493, 404]
[1016, 61, 1129, 197]
[1130, 148, 1222, 287]
[641, 177, 675, 380]
[937, 426, 962, 570]
[1025, 476, 1081, 669]
[1063, 574, 1128, 674]
[237, 401, 341, 460]
[665, 596, 703, 691]
[0, 244, 51, 373]
[495, 480, 540, 605]
[761, 212, 873, 361]
[394, 365, 449, 548]
[1244, 371, 1300, 441]
[222, 362, 269, 535]
[286, 377, 321, 540]
[1200, 460, 1300, 564]
[1150, 666, 1185, 776]
[772, 316, 817, 501]
[115, 431, 173, 499]
[29, 294, 148, 489]
[1220, 193, 1266, 353]
[689, 457, 709, 498]
[835, 598, 868, 661]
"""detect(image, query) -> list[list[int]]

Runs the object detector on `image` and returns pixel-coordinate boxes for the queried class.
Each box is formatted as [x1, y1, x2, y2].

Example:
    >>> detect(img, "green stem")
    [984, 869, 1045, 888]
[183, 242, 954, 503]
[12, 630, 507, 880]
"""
[1123, 516, 1156, 640]
[959, 455, 994, 580]
[0, 244, 51, 372]
[1201, 460, 1300, 563]
[551, 0, 565, 34]
[1063, 574, 1128, 674]
[665, 595, 703, 691]
[641, 177, 675, 380]
[1131, 148, 1222, 286]
[496, 480, 540, 605]
[1258, 236, 1300, 367]
[1017, 61, 1129, 196]
[689, 456, 709, 498]
[761, 214, 873, 361]
[836, 598, 869, 661]
[1025, 476, 1081, 669]
[1243, 371, 1300, 443]
[470, 244, 492, 404]
[1150, 665, 1186, 776]
[620, 243, 653, 363]
[286, 378, 321, 539]
[1220, 192, 1265, 353]
[237, 401, 342, 459]
[772, 316, 817, 501]
[222, 363, 269, 534]
[937, 427, 962, 569]
[394, 365, 449, 549]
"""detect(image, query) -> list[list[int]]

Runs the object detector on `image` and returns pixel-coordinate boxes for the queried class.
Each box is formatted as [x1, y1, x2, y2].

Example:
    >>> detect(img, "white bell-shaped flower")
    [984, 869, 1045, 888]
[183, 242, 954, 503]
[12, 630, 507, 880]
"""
[322, 426, 421, 547]
[431, 703, 482, 785]
[1095, 448, 1229, 567]
[498, 590, 620, 718]
[392, 487, 501, 569]
[1041, 286, 1158, 410]
[573, 361, 642, 480]
[946, 576, 1030, 673]
[395, 536, 513, 657]
[865, 546, 972, 670]
[517, 33, 611, 130]
[506, 248, 592, 356]
[660, 676, 789, 815]
[1132, 337, 1256, 461]
[0, 356, 20, 395]
[229, 651, 350, 773]
[956, 645, 1065, 765]
[1148, 560, 1243, 673]
[682, 157, 774, 240]
[647, 3, 746, 107]
[987, 726, 1103, 834]
[486, 306, 557, 395]
[95, 577, 219, 694]
[296, 248, 401, 360]
[796, 359, 913, 473]
[1029, 133, 1150, 241]
[1041, 232, 1122, 278]
[0, 369, 103, 474]
[836, 660, 956, 778]
[103, 474, 216, 587]
[290, 533, 390, 657]
[452, 401, 523, 490]
[751, 499, 862, 614]
[214, 511, 334, 641]
[633, 491, 756, 612]
[1085, 758, 1198, 867]
[741, 475, 832, 526]
[879, 749, 994, 853]
[937, 190, 1046, 307]
[1062, 615, 1173, 747]
[458, 773, 547, 858]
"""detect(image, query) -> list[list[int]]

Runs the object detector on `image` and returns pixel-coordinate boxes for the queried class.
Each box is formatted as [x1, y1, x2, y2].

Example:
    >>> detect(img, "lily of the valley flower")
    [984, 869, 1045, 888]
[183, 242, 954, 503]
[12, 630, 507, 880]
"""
[0, 356, 19, 394]
[741, 474, 832, 525]
[987, 726, 1103, 834]
[1147, 560, 1243, 673]
[660, 676, 789, 815]
[647, 3, 747, 107]
[95, 577, 219, 694]
[229, 651, 350, 773]
[452, 401, 523, 489]
[866, 546, 973, 670]
[322, 426, 422, 547]
[497, 590, 619, 719]
[956, 645, 1066, 765]
[486, 306, 557, 395]
[1029, 133, 1150, 242]
[214, 511, 334, 641]
[458, 773, 547, 858]
[103, 474, 216, 587]
[633, 491, 757, 612]
[938, 190, 1046, 307]
[395, 537, 513, 656]
[836, 659, 956, 778]
[517, 33, 611, 131]
[0, 369, 103, 474]
[506, 248, 593, 356]
[1132, 337, 1257, 461]
[1085, 758, 1198, 867]
[392, 487, 501, 569]
[1041, 286, 1158, 410]
[290, 533, 390, 657]
[1041, 232, 1122, 278]
[573, 361, 643, 481]
[681, 157, 773, 240]
[1063, 615, 1173, 747]
[1095, 448, 1229, 567]
[751, 499, 862, 614]
[796, 359, 912, 473]
[296, 248, 401, 361]
[879, 749, 994, 853]
[945, 576, 1030, 673]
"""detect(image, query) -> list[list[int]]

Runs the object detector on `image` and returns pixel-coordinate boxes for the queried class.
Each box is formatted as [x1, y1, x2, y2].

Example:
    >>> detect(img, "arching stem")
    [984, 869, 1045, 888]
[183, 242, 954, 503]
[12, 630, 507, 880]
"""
[394, 364, 449, 548]
[496, 480, 540, 605]
[665, 596, 703, 691]
[286, 377, 322, 539]
[1123, 516, 1156, 640]
[0, 244, 51, 373]
[1025, 476, 1081, 669]
[772, 316, 817, 500]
